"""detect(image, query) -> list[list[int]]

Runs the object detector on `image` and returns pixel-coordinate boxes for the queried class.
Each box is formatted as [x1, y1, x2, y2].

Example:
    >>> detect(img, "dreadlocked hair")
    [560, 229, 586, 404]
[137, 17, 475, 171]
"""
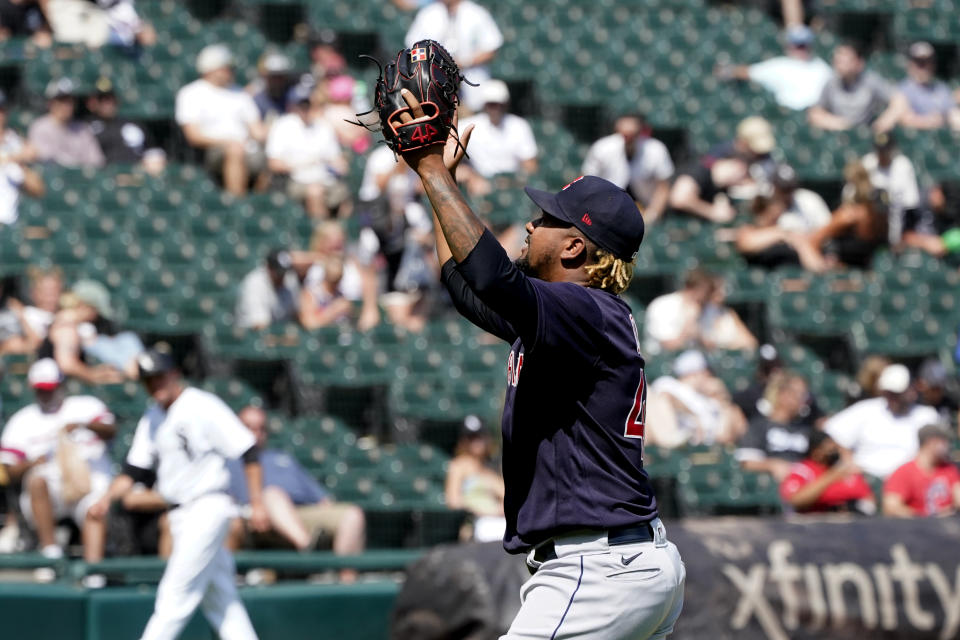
[583, 246, 635, 295]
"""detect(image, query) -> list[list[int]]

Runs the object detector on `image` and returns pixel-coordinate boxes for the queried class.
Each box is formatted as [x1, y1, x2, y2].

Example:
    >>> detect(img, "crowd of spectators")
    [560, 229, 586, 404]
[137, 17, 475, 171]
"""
[1, 1, 960, 577]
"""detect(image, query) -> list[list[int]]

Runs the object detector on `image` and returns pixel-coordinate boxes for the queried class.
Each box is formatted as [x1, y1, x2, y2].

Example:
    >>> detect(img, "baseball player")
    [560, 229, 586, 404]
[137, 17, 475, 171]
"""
[388, 85, 686, 638]
[0, 358, 115, 564]
[90, 350, 269, 640]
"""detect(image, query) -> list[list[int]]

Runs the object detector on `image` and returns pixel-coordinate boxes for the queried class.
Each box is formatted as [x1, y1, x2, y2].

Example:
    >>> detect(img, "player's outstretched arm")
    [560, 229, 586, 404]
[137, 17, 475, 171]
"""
[431, 110, 474, 266]
[397, 89, 485, 263]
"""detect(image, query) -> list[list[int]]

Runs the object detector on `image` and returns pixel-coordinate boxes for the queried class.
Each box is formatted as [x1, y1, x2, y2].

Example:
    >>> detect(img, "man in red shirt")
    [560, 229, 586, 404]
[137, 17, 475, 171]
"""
[883, 424, 960, 517]
[780, 431, 876, 513]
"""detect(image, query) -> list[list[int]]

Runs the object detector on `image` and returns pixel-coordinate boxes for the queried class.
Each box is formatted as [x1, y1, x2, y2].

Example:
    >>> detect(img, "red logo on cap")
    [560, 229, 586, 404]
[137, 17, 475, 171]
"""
[582, 213, 592, 225]
[562, 176, 585, 190]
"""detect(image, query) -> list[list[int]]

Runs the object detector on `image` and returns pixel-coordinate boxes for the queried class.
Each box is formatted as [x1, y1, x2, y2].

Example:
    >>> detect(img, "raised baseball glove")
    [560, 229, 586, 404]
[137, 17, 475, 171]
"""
[353, 39, 467, 154]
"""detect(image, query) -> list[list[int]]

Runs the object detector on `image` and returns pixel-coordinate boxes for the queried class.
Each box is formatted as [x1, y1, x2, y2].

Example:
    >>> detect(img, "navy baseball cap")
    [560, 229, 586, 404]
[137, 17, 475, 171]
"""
[523, 176, 644, 261]
[137, 349, 176, 379]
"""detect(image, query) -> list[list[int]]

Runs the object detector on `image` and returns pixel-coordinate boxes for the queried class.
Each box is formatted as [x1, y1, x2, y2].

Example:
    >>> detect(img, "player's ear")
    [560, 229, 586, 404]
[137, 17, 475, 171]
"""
[559, 235, 588, 262]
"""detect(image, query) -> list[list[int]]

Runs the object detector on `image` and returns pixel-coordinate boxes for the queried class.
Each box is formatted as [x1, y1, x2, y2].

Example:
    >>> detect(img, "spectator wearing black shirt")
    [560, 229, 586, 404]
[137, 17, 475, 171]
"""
[0, 0, 51, 47]
[735, 372, 815, 482]
[902, 180, 960, 257]
[249, 51, 294, 124]
[86, 77, 146, 164]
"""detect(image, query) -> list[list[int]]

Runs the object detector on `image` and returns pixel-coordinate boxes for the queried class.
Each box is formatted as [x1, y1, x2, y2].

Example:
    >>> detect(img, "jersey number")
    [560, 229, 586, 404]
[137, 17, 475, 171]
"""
[409, 124, 438, 144]
[624, 371, 646, 440]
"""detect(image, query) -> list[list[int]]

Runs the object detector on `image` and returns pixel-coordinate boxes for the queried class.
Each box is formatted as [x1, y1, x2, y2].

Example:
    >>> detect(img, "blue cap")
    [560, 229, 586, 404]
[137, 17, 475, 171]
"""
[286, 82, 312, 107]
[786, 25, 814, 47]
[523, 176, 644, 261]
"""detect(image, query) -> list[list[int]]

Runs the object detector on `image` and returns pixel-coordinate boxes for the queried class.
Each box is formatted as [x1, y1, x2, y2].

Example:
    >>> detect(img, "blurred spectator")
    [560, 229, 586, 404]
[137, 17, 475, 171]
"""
[808, 41, 891, 130]
[0, 359, 116, 562]
[735, 372, 814, 482]
[140, 147, 166, 176]
[307, 29, 347, 80]
[883, 424, 960, 517]
[445, 416, 505, 543]
[644, 268, 715, 355]
[861, 132, 919, 244]
[645, 350, 747, 448]
[321, 74, 370, 155]
[86, 77, 147, 164]
[733, 344, 824, 424]
[802, 159, 888, 270]
[236, 249, 299, 330]
[108, 485, 171, 557]
[581, 113, 674, 222]
[405, 0, 503, 112]
[0, 275, 32, 354]
[45, 279, 143, 382]
[902, 180, 960, 258]
[915, 358, 959, 429]
[643, 268, 755, 355]
[669, 117, 773, 222]
[266, 82, 349, 219]
[716, 25, 831, 111]
[824, 364, 940, 480]
[227, 407, 366, 567]
[875, 41, 960, 133]
[852, 355, 893, 402]
[0, 0, 51, 47]
[44, 0, 154, 50]
[28, 78, 105, 168]
[175, 44, 267, 196]
[21, 266, 63, 345]
[0, 89, 43, 225]
[779, 431, 876, 514]
[298, 256, 353, 330]
[249, 51, 295, 123]
[298, 221, 381, 332]
[734, 164, 831, 268]
[459, 80, 537, 194]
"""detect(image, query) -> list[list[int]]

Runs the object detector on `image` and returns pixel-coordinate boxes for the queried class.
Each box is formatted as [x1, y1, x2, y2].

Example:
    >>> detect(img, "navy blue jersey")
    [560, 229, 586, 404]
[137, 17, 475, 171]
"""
[441, 230, 658, 553]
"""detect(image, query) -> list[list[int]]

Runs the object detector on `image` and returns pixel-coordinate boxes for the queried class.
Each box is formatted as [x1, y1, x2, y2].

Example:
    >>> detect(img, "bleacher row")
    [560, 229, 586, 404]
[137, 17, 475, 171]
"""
[1, 0, 960, 538]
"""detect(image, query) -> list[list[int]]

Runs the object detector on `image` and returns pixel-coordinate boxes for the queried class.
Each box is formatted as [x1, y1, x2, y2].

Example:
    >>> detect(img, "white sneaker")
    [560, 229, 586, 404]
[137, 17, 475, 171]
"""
[33, 567, 57, 583]
[82, 574, 107, 589]
[0, 524, 19, 554]
[40, 544, 63, 559]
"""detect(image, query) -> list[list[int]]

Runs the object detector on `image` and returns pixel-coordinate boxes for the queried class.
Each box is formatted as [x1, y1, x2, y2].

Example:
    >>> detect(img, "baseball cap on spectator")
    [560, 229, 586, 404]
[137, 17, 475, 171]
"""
[45, 78, 76, 100]
[877, 364, 911, 394]
[136, 349, 176, 379]
[736, 116, 775, 155]
[29, 358, 64, 390]
[94, 76, 115, 97]
[266, 248, 292, 272]
[918, 358, 948, 386]
[327, 75, 354, 102]
[71, 279, 115, 320]
[462, 414, 485, 437]
[308, 28, 340, 50]
[287, 82, 312, 107]
[261, 51, 293, 75]
[480, 79, 510, 105]
[786, 25, 814, 47]
[908, 41, 935, 62]
[918, 423, 951, 445]
[873, 131, 896, 151]
[772, 164, 798, 191]
[674, 350, 709, 377]
[197, 44, 233, 75]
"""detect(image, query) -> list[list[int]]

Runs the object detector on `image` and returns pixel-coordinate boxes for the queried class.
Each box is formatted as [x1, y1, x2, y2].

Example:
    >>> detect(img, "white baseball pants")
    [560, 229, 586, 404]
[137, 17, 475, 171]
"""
[140, 493, 257, 640]
[502, 519, 685, 640]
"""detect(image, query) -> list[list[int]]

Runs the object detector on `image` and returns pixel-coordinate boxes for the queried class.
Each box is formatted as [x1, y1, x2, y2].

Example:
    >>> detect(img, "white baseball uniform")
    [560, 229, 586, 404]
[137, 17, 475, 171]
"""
[125, 387, 258, 640]
[505, 519, 685, 640]
[0, 395, 114, 525]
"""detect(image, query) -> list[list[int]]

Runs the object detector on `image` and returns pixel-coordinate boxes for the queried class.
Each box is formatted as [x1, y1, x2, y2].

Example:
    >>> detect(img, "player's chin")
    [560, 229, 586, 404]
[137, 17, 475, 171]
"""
[514, 256, 534, 277]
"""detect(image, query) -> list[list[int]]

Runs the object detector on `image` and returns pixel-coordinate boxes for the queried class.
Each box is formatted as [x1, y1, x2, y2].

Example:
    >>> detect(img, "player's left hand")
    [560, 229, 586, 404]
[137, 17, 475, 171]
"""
[397, 89, 473, 175]
[249, 502, 270, 533]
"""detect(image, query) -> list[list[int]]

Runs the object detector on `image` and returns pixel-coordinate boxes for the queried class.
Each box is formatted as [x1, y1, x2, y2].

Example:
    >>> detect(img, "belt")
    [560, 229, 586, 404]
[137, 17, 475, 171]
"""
[533, 522, 656, 564]
[168, 491, 228, 512]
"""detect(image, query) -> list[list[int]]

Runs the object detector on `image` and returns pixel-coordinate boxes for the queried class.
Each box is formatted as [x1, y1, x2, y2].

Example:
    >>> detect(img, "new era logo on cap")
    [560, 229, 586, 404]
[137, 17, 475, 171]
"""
[410, 48, 427, 62]
[581, 213, 592, 226]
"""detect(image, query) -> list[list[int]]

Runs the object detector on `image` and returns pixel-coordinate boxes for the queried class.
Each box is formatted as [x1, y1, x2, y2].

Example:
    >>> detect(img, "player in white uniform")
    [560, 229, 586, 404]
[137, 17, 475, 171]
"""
[0, 358, 115, 562]
[90, 350, 269, 640]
